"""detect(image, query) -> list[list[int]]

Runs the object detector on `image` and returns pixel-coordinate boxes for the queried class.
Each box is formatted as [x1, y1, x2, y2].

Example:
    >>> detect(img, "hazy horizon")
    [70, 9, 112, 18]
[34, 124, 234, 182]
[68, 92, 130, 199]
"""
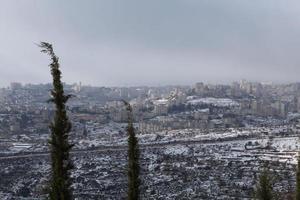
[3, 79, 300, 89]
[1, 0, 300, 87]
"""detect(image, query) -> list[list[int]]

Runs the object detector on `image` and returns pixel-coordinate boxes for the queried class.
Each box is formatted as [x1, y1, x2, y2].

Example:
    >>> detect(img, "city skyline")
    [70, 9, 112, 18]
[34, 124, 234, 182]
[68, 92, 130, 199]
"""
[3, 1, 300, 199]
[3, 79, 300, 89]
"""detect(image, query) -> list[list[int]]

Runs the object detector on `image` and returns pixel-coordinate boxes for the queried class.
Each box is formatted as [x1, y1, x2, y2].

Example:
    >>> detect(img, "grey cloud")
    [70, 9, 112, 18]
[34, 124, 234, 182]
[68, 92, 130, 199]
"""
[0, 0, 300, 87]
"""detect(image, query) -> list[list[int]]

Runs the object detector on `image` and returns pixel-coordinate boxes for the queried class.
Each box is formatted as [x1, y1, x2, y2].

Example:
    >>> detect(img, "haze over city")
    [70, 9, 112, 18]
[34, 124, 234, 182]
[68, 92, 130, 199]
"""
[1, 0, 300, 87]
[3, 1, 300, 199]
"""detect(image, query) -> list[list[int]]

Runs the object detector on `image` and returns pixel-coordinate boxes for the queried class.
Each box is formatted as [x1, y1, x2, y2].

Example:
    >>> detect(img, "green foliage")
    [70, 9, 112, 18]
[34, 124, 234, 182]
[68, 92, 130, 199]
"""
[39, 42, 74, 200]
[255, 168, 274, 200]
[123, 100, 140, 200]
[296, 154, 300, 200]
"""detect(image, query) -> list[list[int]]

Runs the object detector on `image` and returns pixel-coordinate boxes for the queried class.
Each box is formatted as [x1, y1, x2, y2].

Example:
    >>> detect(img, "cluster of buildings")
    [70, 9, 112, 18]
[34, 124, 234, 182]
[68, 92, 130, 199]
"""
[1, 81, 300, 145]
[0, 126, 298, 199]
[1, 81, 300, 198]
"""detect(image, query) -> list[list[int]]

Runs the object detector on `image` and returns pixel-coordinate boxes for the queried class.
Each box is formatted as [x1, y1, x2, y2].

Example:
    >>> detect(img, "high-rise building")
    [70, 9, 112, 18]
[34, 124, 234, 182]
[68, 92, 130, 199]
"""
[10, 82, 22, 90]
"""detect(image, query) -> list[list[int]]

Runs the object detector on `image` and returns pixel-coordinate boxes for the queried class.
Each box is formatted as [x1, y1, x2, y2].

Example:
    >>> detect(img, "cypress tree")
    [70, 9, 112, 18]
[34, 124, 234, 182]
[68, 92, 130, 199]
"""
[296, 153, 300, 200]
[123, 100, 140, 200]
[39, 42, 74, 200]
[255, 167, 274, 200]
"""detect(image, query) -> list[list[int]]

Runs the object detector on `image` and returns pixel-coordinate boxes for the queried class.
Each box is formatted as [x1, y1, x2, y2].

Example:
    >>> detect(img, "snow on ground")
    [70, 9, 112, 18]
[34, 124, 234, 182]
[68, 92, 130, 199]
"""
[187, 97, 240, 107]
[164, 145, 189, 156]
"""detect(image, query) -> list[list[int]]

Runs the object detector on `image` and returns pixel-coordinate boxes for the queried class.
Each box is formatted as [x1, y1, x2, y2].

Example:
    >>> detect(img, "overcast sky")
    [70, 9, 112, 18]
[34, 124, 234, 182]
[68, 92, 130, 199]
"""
[0, 0, 300, 87]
